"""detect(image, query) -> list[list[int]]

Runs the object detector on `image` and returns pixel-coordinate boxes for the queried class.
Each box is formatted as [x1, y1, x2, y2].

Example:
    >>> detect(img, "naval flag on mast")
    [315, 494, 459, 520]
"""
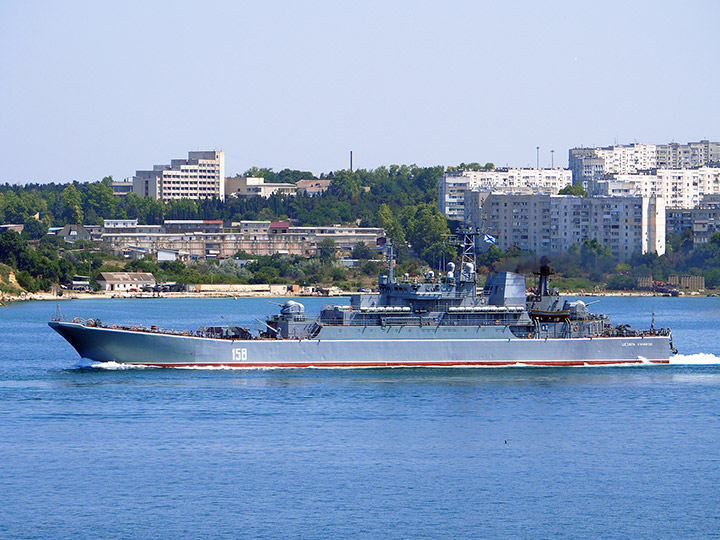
[484, 234, 496, 244]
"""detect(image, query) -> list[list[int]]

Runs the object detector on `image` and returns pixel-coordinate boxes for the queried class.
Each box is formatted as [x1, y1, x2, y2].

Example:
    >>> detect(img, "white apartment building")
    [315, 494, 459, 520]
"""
[225, 177, 297, 198]
[593, 143, 658, 174]
[656, 140, 720, 169]
[570, 141, 720, 193]
[600, 167, 720, 209]
[464, 191, 665, 261]
[438, 168, 572, 219]
[133, 151, 225, 201]
[569, 143, 657, 193]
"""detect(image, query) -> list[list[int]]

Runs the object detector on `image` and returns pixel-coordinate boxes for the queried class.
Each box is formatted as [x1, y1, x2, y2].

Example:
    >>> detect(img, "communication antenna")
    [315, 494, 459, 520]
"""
[350, 151, 353, 172]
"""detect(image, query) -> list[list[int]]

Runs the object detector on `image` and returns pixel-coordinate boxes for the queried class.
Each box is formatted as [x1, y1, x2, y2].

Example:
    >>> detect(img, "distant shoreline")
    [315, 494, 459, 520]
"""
[2, 289, 349, 304]
[2, 289, 715, 305]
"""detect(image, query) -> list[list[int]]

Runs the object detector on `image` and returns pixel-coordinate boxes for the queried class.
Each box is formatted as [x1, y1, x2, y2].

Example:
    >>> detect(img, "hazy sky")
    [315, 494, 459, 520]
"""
[1, 0, 718, 184]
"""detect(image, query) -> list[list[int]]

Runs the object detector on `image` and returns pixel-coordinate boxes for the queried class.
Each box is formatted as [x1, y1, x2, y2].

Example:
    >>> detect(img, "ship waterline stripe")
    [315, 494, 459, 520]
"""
[125, 359, 670, 368]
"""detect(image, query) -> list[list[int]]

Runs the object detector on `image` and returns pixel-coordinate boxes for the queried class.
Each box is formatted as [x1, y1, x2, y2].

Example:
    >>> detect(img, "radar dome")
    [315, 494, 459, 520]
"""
[281, 300, 305, 315]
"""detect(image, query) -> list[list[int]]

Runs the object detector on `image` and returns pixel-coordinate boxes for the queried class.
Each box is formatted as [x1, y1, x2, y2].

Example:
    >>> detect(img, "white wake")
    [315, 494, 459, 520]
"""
[670, 353, 720, 365]
[73, 359, 155, 370]
[74, 355, 720, 369]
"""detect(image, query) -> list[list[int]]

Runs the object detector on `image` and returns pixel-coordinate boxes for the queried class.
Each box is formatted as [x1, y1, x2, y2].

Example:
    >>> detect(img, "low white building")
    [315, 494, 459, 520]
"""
[225, 177, 297, 198]
[296, 179, 331, 196]
[110, 181, 134, 196]
[157, 249, 190, 262]
[96, 272, 156, 292]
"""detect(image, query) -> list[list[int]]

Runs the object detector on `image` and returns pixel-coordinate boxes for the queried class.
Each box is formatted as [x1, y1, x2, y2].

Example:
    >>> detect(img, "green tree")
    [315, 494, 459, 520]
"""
[168, 198, 199, 220]
[477, 244, 506, 267]
[377, 203, 406, 253]
[362, 260, 381, 276]
[615, 263, 632, 274]
[318, 238, 337, 261]
[605, 275, 637, 290]
[0, 230, 27, 266]
[580, 238, 614, 275]
[0, 191, 29, 223]
[21, 218, 48, 240]
[328, 170, 363, 199]
[331, 267, 347, 282]
[351, 242, 377, 260]
[559, 184, 588, 197]
[83, 177, 118, 224]
[403, 203, 454, 264]
[60, 185, 83, 224]
[16, 270, 37, 292]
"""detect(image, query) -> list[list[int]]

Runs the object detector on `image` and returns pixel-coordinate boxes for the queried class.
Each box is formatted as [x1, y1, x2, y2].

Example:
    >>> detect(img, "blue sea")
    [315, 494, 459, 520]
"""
[1, 296, 719, 539]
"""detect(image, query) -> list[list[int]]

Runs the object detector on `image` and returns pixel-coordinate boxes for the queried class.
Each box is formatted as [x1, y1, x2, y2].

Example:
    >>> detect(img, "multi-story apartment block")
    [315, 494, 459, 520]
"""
[101, 219, 384, 260]
[656, 140, 720, 169]
[464, 191, 665, 261]
[569, 143, 657, 192]
[665, 208, 693, 235]
[663, 195, 720, 245]
[691, 207, 720, 245]
[571, 141, 720, 193]
[438, 168, 572, 219]
[568, 149, 605, 191]
[599, 167, 720, 209]
[594, 143, 657, 175]
[133, 151, 225, 201]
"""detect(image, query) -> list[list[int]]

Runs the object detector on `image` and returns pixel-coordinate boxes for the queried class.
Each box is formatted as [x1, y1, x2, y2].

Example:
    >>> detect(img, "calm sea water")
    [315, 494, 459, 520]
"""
[0, 296, 719, 539]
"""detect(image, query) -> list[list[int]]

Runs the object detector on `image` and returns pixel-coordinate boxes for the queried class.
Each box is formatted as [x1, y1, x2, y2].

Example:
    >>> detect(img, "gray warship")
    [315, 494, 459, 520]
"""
[49, 230, 675, 367]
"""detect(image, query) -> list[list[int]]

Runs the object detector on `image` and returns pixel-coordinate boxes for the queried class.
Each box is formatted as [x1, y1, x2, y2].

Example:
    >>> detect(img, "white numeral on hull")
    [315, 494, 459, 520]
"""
[232, 348, 248, 361]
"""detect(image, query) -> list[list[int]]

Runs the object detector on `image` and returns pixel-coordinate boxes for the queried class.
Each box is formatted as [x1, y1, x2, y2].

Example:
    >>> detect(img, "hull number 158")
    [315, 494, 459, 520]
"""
[232, 348, 248, 361]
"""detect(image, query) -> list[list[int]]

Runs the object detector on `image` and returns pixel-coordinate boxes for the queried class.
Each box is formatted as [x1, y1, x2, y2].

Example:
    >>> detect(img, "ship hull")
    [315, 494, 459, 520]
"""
[49, 321, 671, 367]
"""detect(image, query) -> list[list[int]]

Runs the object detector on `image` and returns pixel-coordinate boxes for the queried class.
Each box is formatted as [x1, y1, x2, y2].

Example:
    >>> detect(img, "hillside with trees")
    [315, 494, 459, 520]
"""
[1, 165, 720, 294]
[0, 165, 453, 293]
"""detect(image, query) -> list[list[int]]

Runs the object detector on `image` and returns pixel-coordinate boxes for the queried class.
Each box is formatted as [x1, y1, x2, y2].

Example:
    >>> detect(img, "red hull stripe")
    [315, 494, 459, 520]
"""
[131, 359, 670, 368]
